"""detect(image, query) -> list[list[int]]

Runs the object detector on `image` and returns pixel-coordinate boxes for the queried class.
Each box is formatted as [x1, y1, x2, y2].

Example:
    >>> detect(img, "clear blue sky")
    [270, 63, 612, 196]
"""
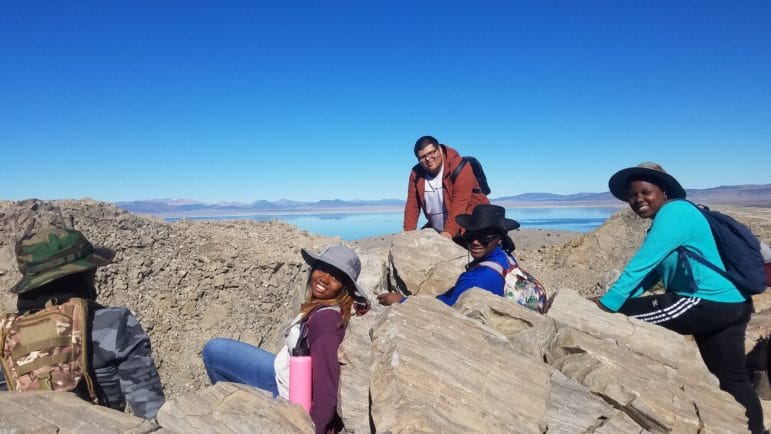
[1, 1, 769, 203]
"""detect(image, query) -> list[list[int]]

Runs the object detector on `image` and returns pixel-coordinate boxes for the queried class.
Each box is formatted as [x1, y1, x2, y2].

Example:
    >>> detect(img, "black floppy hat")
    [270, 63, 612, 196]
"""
[455, 205, 520, 233]
[608, 162, 686, 201]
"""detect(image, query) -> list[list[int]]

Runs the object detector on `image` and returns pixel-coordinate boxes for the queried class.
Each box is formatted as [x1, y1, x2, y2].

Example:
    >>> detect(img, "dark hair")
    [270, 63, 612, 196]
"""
[413, 135, 439, 156]
[501, 233, 516, 253]
[17, 271, 98, 314]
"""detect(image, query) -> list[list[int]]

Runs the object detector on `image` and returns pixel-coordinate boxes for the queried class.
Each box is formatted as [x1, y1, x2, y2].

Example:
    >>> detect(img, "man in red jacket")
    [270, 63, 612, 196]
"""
[403, 135, 490, 239]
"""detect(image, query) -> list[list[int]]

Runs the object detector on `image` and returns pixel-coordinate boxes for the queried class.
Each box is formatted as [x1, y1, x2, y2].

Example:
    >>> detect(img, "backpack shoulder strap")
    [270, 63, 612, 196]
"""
[450, 157, 469, 184]
[476, 254, 518, 279]
[297, 305, 341, 350]
[677, 247, 730, 280]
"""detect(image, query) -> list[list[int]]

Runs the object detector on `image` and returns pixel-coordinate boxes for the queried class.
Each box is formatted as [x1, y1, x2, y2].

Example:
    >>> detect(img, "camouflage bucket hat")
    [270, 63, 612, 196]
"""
[10, 228, 114, 294]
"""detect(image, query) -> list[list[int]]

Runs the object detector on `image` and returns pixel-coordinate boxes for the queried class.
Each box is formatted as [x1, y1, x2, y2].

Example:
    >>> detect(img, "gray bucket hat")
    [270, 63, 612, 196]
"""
[608, 162, 686, 201]
[301, 245, 371, 312]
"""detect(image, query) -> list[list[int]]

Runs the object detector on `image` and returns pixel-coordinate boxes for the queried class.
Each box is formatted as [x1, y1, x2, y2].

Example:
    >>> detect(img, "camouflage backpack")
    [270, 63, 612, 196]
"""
[0, 297, 100, 403]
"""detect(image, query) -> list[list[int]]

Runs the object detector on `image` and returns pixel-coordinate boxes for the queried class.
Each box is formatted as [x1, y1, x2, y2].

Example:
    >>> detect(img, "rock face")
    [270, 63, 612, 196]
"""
[0, 390, 159, 433]
[383, 229, 468, 297]
[0, 199, 336, 396]
[364, 290, 747, 432]
[157, 382, 314, 433]
[369, 296, 549, 432]
[534, 207, 649, 297]
[1, 199, 769, 433]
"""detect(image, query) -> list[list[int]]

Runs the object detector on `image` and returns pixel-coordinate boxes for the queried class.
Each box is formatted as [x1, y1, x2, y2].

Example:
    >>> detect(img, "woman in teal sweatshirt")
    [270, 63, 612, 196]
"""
[596, 162, 763, 434]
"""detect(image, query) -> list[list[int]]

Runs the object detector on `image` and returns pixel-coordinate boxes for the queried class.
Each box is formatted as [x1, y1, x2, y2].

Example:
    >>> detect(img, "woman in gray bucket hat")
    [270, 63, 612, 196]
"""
[596, 162, 764, 433]
[203, 245, 370, 434]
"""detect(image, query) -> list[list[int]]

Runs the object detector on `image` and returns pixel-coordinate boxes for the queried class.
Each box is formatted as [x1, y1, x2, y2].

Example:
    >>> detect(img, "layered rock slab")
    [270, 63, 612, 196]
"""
[456, 288, 749, 432]
[384, 229, 468, 297]
[369, 294, 647, 432]
[156, 381, 313, 433]
[0, 390, 158, 433]
[369, 296, 551, 432]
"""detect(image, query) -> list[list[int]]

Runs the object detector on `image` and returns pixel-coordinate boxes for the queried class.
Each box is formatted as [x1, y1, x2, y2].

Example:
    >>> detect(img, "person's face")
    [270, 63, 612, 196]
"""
[309, 262, 346, 300]
[626, 180, 667, 219]
[416, 145, 444, 175]
[464, 230, 501, 259]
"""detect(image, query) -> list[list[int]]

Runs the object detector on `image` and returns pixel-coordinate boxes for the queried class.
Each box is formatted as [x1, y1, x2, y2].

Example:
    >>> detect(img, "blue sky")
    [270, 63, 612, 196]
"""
[1, 1, 769, 203]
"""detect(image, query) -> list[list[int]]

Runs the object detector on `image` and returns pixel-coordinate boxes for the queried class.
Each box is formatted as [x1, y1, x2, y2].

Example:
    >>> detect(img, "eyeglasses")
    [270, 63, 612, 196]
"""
[464, 231, 500, 245]
[416, 147, 440, 162]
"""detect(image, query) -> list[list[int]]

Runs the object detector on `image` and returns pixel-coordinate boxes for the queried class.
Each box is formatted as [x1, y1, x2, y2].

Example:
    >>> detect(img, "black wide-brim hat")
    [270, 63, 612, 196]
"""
[455, 204, 520, 233]
[608, 162, 686, 202]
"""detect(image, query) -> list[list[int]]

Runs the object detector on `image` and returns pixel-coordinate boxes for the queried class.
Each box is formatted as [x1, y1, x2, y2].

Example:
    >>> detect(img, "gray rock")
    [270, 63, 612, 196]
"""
[0, 390, 159, 433]
[455, 288, 557, 360]
[383, 229, 468, 297]
[156, 382, 313, 433]
[546, 291, 748, 432]
[369, 296, 552, 433]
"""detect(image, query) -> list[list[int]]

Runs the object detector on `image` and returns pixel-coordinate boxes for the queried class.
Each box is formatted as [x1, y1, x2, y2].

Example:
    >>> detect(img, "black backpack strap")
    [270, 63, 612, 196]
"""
[296, 305, 341, 351]
[450, 158, 468, 184]
[678, 247, 732, 282]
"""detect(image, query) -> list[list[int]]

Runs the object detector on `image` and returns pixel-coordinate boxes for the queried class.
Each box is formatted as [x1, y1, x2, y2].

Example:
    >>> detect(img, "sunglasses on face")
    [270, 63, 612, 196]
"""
[463, 231, 500, 244]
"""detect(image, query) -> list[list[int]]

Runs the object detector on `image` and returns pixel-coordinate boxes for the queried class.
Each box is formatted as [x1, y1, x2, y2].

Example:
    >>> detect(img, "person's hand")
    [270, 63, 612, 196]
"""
[440, 231, 453, 240]
[377, 292, 404, 306]
[588, 296, 612, 312]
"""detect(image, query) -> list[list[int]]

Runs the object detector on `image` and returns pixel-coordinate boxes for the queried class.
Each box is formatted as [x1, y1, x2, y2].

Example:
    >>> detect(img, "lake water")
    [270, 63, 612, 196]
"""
[165, 207, 620, 241]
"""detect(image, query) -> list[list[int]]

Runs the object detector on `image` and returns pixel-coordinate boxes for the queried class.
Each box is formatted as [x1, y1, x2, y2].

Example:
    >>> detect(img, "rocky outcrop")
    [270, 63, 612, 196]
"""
[533, 208, 649, 297]
[157, 382, 314, 433]
[1, 199, 769, 432]
[362, 289, 748, 432]
[382, 229, 468, 297]
[0, 199, 336, 396]
[0, 390, 159, 433]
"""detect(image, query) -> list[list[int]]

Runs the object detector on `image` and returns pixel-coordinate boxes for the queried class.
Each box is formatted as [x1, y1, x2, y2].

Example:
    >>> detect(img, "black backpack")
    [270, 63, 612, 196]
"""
[677, 201, 767, 296]
[451, 157, 491, 195]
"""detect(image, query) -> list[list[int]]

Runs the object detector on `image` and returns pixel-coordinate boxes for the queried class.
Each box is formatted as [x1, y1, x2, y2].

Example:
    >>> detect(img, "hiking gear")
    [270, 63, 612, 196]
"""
[289, 346, 312, 413]
[301, 246, 370, 313]
[677, 201, 767, 297]
[456, 204, 520, 233]
[11, 228, 113, 294]
[451, 156, 491, 195]
[608, 162, 686, 202]
[0, 297, 99, 403]
[478, 254, 547, 313]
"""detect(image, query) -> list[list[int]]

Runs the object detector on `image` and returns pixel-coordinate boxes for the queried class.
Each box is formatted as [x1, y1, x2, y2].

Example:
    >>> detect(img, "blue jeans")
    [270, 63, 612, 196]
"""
[202, 337, 280, 397]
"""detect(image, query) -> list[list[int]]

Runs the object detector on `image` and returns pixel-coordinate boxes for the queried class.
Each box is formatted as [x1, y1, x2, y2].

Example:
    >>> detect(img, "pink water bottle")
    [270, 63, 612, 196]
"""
[289, 346, 312, 413]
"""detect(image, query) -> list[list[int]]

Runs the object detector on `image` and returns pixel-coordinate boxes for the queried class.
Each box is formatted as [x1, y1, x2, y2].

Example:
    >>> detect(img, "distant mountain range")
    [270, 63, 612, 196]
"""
[116, 183, 771, 216]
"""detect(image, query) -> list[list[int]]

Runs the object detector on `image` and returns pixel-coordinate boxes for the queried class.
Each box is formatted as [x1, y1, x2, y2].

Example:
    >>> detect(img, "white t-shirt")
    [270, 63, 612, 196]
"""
[423, 165, 447, 232]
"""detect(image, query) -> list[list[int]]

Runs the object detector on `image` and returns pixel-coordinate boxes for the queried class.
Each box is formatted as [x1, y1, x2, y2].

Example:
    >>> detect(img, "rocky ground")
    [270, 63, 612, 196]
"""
[1, 198, 770, 432]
